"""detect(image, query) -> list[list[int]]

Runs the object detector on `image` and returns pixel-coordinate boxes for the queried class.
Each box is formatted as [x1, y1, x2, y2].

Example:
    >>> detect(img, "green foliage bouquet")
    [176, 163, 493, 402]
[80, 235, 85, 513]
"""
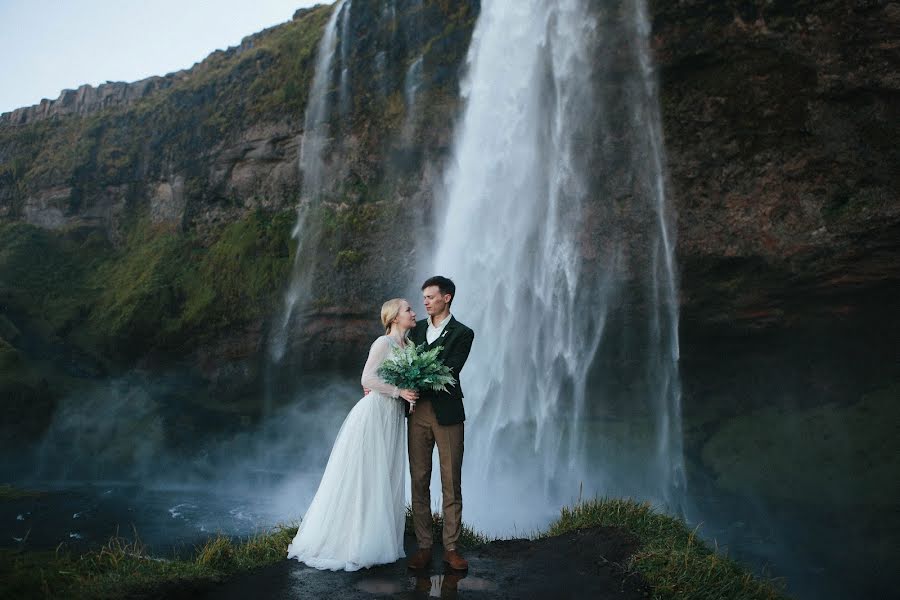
[377, 343, 457, 392]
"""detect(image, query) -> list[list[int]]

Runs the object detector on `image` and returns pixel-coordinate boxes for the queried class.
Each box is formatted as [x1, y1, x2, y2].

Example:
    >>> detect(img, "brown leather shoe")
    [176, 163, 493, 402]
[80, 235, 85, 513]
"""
[443, 549, 469, 571]
[408, 547, 432, 570]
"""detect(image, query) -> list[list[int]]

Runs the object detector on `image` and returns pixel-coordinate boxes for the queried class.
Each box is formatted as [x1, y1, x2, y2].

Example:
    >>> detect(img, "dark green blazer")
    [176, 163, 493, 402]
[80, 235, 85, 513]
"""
[407, 315, 475, 425]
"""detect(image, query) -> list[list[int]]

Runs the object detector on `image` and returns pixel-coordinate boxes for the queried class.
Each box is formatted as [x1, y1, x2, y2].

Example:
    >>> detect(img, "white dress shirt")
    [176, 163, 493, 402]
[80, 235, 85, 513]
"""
[426, 313, 452, 345]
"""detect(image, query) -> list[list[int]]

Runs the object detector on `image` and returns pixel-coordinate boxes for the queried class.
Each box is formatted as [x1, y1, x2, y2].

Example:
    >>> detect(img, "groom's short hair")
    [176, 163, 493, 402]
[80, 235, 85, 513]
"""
[422, 276, 456, 306]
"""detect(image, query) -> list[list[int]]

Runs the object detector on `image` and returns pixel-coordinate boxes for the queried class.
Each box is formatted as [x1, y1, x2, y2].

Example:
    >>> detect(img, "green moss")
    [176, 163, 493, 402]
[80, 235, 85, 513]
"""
[246, 7, 332, 119]
[334, 249, 364, 270]
[182, 209, 296, 333]
[0, 207, 295, 363]
[87, 222, 189, 353]
[0, 485, 42, 500]
[311, 295, 333, 310]
[320, 202, 381, 235]
[85, 209, 295, 355]
[701, 384, 900, 507]
[0, 222, 106, 339]
[0, 336, 21, 370]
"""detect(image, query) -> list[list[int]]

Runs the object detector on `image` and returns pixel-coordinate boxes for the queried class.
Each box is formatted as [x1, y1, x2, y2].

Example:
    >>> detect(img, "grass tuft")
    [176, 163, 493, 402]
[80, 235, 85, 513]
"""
[0, 484, 42, 500]
[0, 523, 299, 599]
[195, 535, 236, 571]
[403, 506, 492, 548]
[547, 497, 788, 600]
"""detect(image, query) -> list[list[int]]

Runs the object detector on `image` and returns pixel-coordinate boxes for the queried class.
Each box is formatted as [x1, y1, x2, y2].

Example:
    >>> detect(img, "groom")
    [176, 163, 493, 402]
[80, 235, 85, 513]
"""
[406, 276, 474, 571]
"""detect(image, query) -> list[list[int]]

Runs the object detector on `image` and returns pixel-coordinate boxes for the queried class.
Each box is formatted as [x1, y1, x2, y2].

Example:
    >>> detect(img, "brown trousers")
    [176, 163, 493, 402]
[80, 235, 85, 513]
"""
[407, 399, 464, 551]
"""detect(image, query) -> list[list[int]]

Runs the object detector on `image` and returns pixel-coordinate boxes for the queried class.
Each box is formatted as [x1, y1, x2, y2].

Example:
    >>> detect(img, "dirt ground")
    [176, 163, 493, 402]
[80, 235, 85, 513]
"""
[142, 526, 650, 599]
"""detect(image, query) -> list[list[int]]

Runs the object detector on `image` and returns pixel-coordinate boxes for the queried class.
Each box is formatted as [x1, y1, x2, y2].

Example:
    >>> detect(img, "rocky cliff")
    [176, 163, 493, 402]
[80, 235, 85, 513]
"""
[0, 0, 897, 435]
[652, 0, 900, 334]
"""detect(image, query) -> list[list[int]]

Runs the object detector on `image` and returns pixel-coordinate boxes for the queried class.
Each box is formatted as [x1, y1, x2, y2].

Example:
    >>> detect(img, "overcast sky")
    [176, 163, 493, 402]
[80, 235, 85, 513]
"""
[0, 0, 323, 114]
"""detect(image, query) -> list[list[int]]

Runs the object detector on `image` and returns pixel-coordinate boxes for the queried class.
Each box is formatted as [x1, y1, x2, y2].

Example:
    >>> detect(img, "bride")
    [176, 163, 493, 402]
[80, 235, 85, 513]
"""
[287, 298, 420, 571]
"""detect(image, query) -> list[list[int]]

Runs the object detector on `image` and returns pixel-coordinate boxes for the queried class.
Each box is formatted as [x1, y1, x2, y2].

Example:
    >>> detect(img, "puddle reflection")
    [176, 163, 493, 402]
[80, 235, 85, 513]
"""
[355, 569, 497, 598]
[356, 577, 404, 594]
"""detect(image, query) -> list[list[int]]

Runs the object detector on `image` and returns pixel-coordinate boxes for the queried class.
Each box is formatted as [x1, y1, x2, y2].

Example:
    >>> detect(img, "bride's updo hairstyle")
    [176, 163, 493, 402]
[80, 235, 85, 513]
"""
[381, 298, 405, 334]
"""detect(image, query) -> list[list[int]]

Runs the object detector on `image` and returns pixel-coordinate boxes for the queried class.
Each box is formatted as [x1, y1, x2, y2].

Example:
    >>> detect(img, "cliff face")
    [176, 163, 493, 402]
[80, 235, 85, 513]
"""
[1, 78, 175, 127]
[651, 0, 900, 333]
[0, 0, 897, 423]
[0, 1, 479, 434]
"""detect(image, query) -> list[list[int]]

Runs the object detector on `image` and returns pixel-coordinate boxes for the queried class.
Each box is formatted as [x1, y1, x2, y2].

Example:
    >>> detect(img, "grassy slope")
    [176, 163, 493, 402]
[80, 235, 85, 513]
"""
[0, 209, 296, 358]
[548, 499, 786, 600]
[0, 499, 785, 600]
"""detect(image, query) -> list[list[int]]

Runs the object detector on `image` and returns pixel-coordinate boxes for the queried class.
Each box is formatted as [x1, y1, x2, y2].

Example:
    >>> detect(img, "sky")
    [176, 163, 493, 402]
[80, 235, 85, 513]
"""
[0, 0, 324, 114]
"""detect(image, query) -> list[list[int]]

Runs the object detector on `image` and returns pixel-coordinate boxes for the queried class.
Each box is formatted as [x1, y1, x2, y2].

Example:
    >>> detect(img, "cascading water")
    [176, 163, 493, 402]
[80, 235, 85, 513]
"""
[628, 0, 687, 512]
[270, 0, 348, 365]
[339, 0, 353, 116]
[376, 1, 397, 99]
[425, 0, 686, 533]
[401, 55, 423, 142]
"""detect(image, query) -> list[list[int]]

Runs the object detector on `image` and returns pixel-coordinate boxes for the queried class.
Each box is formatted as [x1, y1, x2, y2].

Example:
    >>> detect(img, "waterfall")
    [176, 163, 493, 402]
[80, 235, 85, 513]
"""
[401, 55, 423, 142]
[270, 0, 347, 364]
[375, 51, 388, 98]
[376, 0, 397, 100]
[630, 0, 687, 510]
[424, 0, 686, 532]
[339, 0, 353, 116]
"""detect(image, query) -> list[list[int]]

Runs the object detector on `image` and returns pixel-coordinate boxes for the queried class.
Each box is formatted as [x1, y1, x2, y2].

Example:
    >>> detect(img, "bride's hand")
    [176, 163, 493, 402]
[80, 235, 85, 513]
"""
[399, 389, 419, 402]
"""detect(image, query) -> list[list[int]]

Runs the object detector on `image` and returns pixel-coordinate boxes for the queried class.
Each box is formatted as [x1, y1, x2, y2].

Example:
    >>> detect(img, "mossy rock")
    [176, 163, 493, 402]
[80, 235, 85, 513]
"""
[0, 485, 42, 501]
[0, 315, 20, 342]
[701, 384, 900, 507]
[0, 336, 22, 370]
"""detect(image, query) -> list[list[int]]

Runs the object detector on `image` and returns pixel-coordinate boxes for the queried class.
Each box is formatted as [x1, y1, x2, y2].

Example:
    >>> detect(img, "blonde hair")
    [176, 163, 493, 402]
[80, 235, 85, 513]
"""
[381, 298, 406, 334]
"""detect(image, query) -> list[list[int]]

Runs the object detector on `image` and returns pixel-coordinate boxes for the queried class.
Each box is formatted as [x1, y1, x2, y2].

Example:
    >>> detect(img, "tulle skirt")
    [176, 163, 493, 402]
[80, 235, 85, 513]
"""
[287, 391, 407, 571]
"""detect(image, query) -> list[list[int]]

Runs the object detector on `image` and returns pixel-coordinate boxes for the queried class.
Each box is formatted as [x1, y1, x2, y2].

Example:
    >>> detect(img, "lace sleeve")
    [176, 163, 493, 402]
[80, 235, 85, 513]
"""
[361, 336, 401, 398]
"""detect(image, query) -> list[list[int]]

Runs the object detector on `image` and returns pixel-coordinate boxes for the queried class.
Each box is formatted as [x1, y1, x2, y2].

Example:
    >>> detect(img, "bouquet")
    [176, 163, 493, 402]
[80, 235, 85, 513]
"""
[378, 343, 457, 395]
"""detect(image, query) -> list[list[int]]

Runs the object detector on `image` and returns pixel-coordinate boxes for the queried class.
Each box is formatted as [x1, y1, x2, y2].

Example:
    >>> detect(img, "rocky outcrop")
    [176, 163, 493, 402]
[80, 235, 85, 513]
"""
[1, 78, 174, 127]
[651, 0, 900, 331]
[0, 15, 283, 128]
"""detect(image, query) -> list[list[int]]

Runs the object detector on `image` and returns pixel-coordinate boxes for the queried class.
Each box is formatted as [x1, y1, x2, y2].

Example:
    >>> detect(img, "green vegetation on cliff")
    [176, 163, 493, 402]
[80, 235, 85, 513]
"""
[0, 5, 330, 199]
[0, 210, 296, 363]
[0, 210, 297, 442]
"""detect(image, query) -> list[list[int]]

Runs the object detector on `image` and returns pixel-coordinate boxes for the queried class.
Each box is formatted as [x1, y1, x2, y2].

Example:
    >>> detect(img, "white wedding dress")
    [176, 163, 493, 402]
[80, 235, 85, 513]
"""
[286, 335, 408, 571]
